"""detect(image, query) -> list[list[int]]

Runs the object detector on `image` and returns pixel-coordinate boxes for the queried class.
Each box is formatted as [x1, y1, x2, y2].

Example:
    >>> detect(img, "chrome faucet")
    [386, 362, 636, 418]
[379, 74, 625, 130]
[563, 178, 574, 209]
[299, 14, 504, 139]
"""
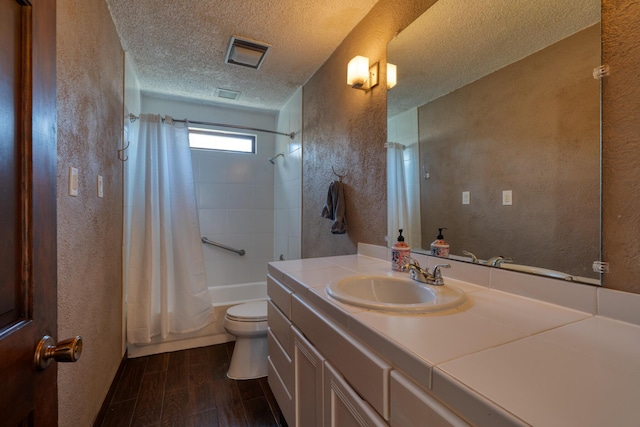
[463, 250, 479, 264]
[403, 258, 451, 286]
[486, 256, 513, 267]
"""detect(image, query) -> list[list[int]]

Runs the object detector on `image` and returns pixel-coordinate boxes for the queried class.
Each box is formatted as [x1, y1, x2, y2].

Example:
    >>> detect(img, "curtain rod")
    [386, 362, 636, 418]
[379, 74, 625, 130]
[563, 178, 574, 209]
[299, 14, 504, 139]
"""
[128, 114, 295, 139]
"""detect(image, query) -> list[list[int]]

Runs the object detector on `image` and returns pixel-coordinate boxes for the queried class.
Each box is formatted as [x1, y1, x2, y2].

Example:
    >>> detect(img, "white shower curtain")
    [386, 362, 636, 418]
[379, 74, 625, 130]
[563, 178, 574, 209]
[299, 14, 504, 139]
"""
[125, 114, 213, 344]
[387, 142, 411, 247]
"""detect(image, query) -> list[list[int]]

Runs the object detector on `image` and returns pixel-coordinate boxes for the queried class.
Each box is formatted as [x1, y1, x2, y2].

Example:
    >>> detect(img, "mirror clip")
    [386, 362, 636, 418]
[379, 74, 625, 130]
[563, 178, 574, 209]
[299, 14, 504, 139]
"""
[592, 261, 609, 274]
[593, 64, 610, 80]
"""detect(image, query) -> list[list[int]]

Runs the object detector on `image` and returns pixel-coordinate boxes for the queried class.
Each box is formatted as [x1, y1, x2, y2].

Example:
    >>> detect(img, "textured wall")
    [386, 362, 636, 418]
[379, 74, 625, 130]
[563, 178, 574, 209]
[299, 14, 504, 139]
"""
[302, 0, 437, 258]
[56, 0, 124, 425]
[419, 25, 600, 279]
[602, 0, 640, 293]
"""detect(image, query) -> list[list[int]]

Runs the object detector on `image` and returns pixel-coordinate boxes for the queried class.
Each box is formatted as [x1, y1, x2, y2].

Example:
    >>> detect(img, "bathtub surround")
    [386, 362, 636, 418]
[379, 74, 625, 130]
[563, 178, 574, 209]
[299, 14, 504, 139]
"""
[125, 114, 214, 344]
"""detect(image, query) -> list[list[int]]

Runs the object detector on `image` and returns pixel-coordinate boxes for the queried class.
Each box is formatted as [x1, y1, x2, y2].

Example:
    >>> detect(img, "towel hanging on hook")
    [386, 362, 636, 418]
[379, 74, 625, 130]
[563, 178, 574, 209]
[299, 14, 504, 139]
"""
[321, 179, 347, 234]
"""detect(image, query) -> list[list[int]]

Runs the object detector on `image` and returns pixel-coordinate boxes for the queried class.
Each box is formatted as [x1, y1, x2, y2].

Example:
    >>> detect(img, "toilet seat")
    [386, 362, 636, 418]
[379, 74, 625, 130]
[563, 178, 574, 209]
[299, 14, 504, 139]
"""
[225, 301, 268, 322]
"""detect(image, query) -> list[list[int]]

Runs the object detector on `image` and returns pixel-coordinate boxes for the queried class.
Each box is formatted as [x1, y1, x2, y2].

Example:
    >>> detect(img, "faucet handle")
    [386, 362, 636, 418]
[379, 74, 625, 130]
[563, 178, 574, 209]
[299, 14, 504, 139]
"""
[429, 264, 451, 285]
[403, 257, 421, 271]
[432, 263, 451, 279]
[463, 250, 479, 264]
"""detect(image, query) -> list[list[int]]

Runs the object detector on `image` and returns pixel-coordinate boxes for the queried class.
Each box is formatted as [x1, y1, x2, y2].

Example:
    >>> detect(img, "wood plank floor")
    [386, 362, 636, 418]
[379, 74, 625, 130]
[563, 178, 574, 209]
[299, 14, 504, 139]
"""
[100, 342, 287, 427]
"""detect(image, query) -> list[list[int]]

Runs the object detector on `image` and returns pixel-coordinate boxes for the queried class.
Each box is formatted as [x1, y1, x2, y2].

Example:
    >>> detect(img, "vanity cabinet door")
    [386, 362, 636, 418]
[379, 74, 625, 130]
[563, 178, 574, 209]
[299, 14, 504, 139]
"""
[293, 326, 325, 427]
[390, 371, 470, 427]
[324, 362, 387, 427]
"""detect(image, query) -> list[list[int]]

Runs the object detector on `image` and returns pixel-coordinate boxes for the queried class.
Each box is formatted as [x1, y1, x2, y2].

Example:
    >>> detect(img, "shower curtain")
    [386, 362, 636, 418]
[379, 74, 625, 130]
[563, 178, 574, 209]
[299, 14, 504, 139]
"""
[125, 114, 213, 344]
[387, 142, 411, 247]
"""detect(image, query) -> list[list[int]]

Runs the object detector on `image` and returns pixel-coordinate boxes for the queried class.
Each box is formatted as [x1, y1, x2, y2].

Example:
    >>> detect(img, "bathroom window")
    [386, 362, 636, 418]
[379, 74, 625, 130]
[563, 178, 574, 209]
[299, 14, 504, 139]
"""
[188, 127, 256, 154]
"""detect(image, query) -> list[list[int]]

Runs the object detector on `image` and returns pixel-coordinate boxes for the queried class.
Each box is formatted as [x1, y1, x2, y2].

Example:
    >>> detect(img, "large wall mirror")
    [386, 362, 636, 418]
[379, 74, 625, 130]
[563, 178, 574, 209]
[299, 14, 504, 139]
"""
[387, 0, 601, 285]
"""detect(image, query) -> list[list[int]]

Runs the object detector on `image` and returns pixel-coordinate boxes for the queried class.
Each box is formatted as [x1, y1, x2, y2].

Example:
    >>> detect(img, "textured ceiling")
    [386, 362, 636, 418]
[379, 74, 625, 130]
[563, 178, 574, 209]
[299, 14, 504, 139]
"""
[388, 0, 601, 117]
[105, 0, 379, 111]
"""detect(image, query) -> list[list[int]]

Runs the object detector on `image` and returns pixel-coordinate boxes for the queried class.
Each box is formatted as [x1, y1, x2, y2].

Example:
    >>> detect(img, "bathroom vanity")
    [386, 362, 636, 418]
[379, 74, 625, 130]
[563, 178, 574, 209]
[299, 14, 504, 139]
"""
[266, 244, 640, 426]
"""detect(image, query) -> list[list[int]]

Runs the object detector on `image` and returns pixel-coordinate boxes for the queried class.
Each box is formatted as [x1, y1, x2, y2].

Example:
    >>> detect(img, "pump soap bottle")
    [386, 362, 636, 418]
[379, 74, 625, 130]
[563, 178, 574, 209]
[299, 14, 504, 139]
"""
[430, 228, 450, 258]
[391, 229, 411, 272]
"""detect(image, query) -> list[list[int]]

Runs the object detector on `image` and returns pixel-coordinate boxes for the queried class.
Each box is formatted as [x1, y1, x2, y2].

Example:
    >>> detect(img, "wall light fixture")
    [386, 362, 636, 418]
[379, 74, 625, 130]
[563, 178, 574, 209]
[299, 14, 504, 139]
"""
[387, 63, 397, 90]
[347, 56, 379, 91]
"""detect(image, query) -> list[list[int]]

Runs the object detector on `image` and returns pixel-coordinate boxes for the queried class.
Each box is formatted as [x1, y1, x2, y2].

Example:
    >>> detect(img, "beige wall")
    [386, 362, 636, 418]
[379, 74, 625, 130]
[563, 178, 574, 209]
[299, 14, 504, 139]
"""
[301, 0, 437, 257]
[602, 0, 640, 293]
[56, 0, 124, 425]
[419, 25, 600, 279]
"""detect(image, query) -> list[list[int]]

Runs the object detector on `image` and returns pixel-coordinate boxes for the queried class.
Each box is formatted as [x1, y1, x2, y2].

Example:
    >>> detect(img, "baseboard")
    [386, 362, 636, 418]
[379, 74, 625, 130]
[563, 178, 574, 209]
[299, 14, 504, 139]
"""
[92, 349, 128, 427]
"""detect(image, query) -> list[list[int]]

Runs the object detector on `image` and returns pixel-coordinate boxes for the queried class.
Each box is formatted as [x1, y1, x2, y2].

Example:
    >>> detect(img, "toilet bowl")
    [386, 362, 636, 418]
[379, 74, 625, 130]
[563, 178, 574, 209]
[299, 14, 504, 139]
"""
[224, 300, 268, 380]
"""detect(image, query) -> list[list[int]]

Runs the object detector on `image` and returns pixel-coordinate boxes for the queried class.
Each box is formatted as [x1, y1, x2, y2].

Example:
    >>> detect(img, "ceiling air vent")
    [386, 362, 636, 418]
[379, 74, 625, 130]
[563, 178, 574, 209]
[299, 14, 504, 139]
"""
[216, 88, 241, 100]
[225, 36, 271, 70]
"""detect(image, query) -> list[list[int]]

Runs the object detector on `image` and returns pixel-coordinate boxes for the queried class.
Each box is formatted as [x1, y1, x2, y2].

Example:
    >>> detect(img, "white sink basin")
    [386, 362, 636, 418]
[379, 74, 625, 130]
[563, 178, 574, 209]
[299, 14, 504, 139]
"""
[326, 275, 466, 314]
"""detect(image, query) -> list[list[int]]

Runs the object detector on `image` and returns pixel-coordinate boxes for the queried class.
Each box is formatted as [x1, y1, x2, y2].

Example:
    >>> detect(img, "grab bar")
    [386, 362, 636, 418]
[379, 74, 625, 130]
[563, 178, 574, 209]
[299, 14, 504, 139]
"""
[201, 237, 246, 256]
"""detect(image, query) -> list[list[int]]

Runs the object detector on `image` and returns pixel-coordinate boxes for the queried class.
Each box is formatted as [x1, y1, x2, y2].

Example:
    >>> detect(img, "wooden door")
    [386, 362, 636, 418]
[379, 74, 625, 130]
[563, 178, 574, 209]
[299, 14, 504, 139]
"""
[0, 0, 58, 425]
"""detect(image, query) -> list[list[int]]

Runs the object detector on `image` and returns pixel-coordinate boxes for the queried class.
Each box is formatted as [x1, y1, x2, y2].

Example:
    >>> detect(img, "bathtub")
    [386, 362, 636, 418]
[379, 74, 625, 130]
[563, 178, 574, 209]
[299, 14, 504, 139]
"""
[128, 281, 268, 358]
[209, 281, 268, 307]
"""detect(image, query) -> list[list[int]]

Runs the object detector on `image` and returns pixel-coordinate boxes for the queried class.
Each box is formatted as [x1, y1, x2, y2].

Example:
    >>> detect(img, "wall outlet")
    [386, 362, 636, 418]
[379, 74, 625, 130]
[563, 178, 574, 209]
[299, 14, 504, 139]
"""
[97, 175, 104, 198]
[68, 167, 78, 197]
[462, 191, 470, 205]
[502, 190, 513, 205]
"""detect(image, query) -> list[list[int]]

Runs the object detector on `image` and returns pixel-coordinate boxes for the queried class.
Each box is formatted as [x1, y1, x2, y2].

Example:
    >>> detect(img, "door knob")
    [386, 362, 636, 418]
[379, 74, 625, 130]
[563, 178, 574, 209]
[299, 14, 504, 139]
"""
[34, 335, 83, 370]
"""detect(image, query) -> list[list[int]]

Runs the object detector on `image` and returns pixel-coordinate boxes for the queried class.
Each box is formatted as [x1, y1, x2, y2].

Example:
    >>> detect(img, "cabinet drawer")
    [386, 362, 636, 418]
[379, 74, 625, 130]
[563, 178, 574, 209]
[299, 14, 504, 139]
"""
[324, 361, 387, 427]
[292, 294, 391, 420]
[268, 330, 293, 394]
[390, 371, 469, 427]
[268, 356, 294, 426]
[269, 300, 293, 357]
[268, 274, 293, 318]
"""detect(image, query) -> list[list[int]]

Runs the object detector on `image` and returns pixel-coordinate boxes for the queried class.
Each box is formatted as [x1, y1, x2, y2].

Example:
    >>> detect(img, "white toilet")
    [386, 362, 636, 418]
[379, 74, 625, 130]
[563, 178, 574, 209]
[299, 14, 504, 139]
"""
[224, 300, 269, 380]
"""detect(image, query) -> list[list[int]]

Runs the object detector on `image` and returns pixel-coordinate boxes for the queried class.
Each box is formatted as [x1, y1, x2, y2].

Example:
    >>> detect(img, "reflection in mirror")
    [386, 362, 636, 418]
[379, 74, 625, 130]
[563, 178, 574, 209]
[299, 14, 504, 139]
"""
[387, 0, 601, 284]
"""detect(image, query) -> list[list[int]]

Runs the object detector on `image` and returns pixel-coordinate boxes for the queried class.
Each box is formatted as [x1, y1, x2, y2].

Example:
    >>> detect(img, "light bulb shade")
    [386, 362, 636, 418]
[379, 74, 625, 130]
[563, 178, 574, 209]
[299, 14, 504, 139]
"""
[387, 63, 397, 89]
[347, 56, 370, 88]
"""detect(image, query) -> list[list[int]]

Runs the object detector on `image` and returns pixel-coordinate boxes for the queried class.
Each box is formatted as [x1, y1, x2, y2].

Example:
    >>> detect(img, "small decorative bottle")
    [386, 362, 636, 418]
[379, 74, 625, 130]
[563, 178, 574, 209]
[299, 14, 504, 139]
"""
[391, 229, 411, 271]
[430, 228, 450, 258]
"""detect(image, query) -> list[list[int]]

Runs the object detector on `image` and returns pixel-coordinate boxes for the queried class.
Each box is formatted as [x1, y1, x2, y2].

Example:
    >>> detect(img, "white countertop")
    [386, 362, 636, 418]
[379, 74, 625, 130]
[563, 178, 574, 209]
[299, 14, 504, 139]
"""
[268, 252, 640, 427]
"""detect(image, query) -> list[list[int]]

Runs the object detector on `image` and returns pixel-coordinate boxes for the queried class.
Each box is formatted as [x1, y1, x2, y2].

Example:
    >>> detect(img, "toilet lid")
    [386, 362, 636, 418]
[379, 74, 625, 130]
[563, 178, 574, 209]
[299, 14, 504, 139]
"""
[226, 300, 268, 322]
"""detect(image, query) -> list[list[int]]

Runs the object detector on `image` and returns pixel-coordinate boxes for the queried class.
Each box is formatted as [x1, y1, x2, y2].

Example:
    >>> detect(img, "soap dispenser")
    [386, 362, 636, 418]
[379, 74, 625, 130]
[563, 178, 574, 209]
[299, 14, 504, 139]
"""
[391, 229, 411, 272]
[430, 228, 450, 258]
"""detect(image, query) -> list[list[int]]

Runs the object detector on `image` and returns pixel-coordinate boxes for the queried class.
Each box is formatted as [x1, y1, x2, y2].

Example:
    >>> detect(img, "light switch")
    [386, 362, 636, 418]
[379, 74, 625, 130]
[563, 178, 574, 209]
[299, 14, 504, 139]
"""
[462, 191, 470, 205]
[97, 175, 104, 198]
[502, 190, 513, 205]
[68, 167, 78, 197]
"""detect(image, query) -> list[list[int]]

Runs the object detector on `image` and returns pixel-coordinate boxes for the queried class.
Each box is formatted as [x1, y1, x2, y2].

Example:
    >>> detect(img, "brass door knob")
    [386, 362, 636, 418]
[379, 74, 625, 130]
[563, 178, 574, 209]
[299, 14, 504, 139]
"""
[34, 335, 83, 370]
